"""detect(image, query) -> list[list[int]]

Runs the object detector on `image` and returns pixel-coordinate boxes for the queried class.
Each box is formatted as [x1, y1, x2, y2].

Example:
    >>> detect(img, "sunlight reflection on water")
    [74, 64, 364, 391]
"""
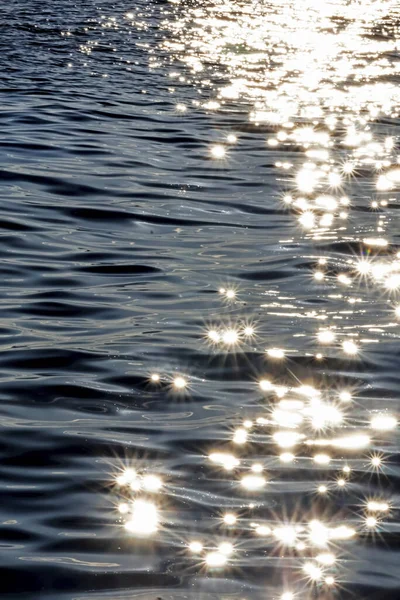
[95, 0, 400, 597]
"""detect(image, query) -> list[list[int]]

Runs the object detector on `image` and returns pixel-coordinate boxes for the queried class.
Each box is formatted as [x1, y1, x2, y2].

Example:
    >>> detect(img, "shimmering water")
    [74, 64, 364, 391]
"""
[1, 1, 400, 598]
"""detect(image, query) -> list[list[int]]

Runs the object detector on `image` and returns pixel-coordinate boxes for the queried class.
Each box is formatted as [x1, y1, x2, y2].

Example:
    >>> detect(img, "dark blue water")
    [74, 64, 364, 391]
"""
[1, 1, 400, 599]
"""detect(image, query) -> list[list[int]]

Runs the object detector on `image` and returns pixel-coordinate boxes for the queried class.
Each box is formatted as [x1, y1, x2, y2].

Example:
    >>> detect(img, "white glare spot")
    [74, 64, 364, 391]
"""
[316, 552, 336, 566]
[130, 479, 141, 492]
[206, 551, 227, 567]
[233, 428, 248, 445]
[208, 329, 220, 343]
[256, 525, 271, 536]
[142, 474, 162, 492]
[366, 516, 377, 528]
[370, 414, 397, 431]
[211, 145, 226, 159]
[173, 376, 187, 390]
[218, 541, 234, 556]
[118, 503, 129, 514]
[274, 526, 297, 546]
[209, 452, 239, 470]
[338, 274, 352, 285]
[309, 520, 329, 547]
[251, 463, 263, 473]
[189, 541, 203, 553]
[330, 525, 356, 540]
[303, 563, 323, 581]
[222, 329, 239, 345]
[273, 431, 302, 448]
[117, 468, 137, 486]
[314, 453, 331, 465]
[224, 513, 237, 525]
[385, 274, 400, 291]
[339, 391, 352, 402]
[125, 499, 158, 536]
[299, 211, 315, 229]
[331, 434, 370, 449]
[317, 330, 335, 344]
[342, 340, 359, 355]
[241, 474, 266, 490]
[367, 501, 389, 512]
[356, 260, 371, 275]
[280, 452, 295, 463]
[267, 348, 285, 359]
[363, 237, 388, 248]
[259, 379, 273, 391]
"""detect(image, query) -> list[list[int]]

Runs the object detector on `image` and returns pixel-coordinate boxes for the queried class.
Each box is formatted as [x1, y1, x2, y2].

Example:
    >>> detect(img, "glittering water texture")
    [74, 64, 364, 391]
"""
[1, 0, 400, 599]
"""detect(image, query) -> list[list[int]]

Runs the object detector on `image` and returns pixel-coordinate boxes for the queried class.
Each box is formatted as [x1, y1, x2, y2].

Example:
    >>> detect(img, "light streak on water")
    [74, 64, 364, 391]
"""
[102, 0, 400, 597]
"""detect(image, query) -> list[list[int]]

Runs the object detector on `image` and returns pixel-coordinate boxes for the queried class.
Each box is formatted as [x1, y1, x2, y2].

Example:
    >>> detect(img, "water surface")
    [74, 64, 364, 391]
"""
[1, 1, 400, 599]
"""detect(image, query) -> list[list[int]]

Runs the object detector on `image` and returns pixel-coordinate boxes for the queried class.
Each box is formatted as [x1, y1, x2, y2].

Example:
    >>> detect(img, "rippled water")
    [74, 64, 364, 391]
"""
[1, 1, 400, 598]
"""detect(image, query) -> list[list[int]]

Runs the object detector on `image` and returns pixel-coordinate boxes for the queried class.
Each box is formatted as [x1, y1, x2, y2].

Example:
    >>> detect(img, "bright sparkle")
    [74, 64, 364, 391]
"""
[313, 453, 331, 465]
[125, 499, 158, 536]
[259, 379, 273, 391]
[316, 552, 336, 566]
[210, 144, 226, 159]
[256, 524, 271, 536]
[205, 551, 227, 567]
[339, 391, 352, 403]
[370, 414, 397, 431]
[218, 541, 234, 556]
[117, 468, 137, 486]
[280, 452, 295, 463]
[223, 513, 237, 525]
[173, 376, 187, 390]
[233, 428, 248, 444]
[243, 325, 255, 336]
[267, 348, 285, 359]
[367, 500, 389, 512]
[273, 431, 302, 448]
[222, 328, 239, 345]
[303, 562, 323, 581]
[209, 452, 239, 471]
[342, 340, 359, 355]
[118, 503, 129, 514]
[189, 541, 203, 553]
[207, 329, 221, 343]
[142, 474, 162, 492]
[366, 516, 378, 528]
[317, 330, 335, 344]
[241, 474, 266, 490]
